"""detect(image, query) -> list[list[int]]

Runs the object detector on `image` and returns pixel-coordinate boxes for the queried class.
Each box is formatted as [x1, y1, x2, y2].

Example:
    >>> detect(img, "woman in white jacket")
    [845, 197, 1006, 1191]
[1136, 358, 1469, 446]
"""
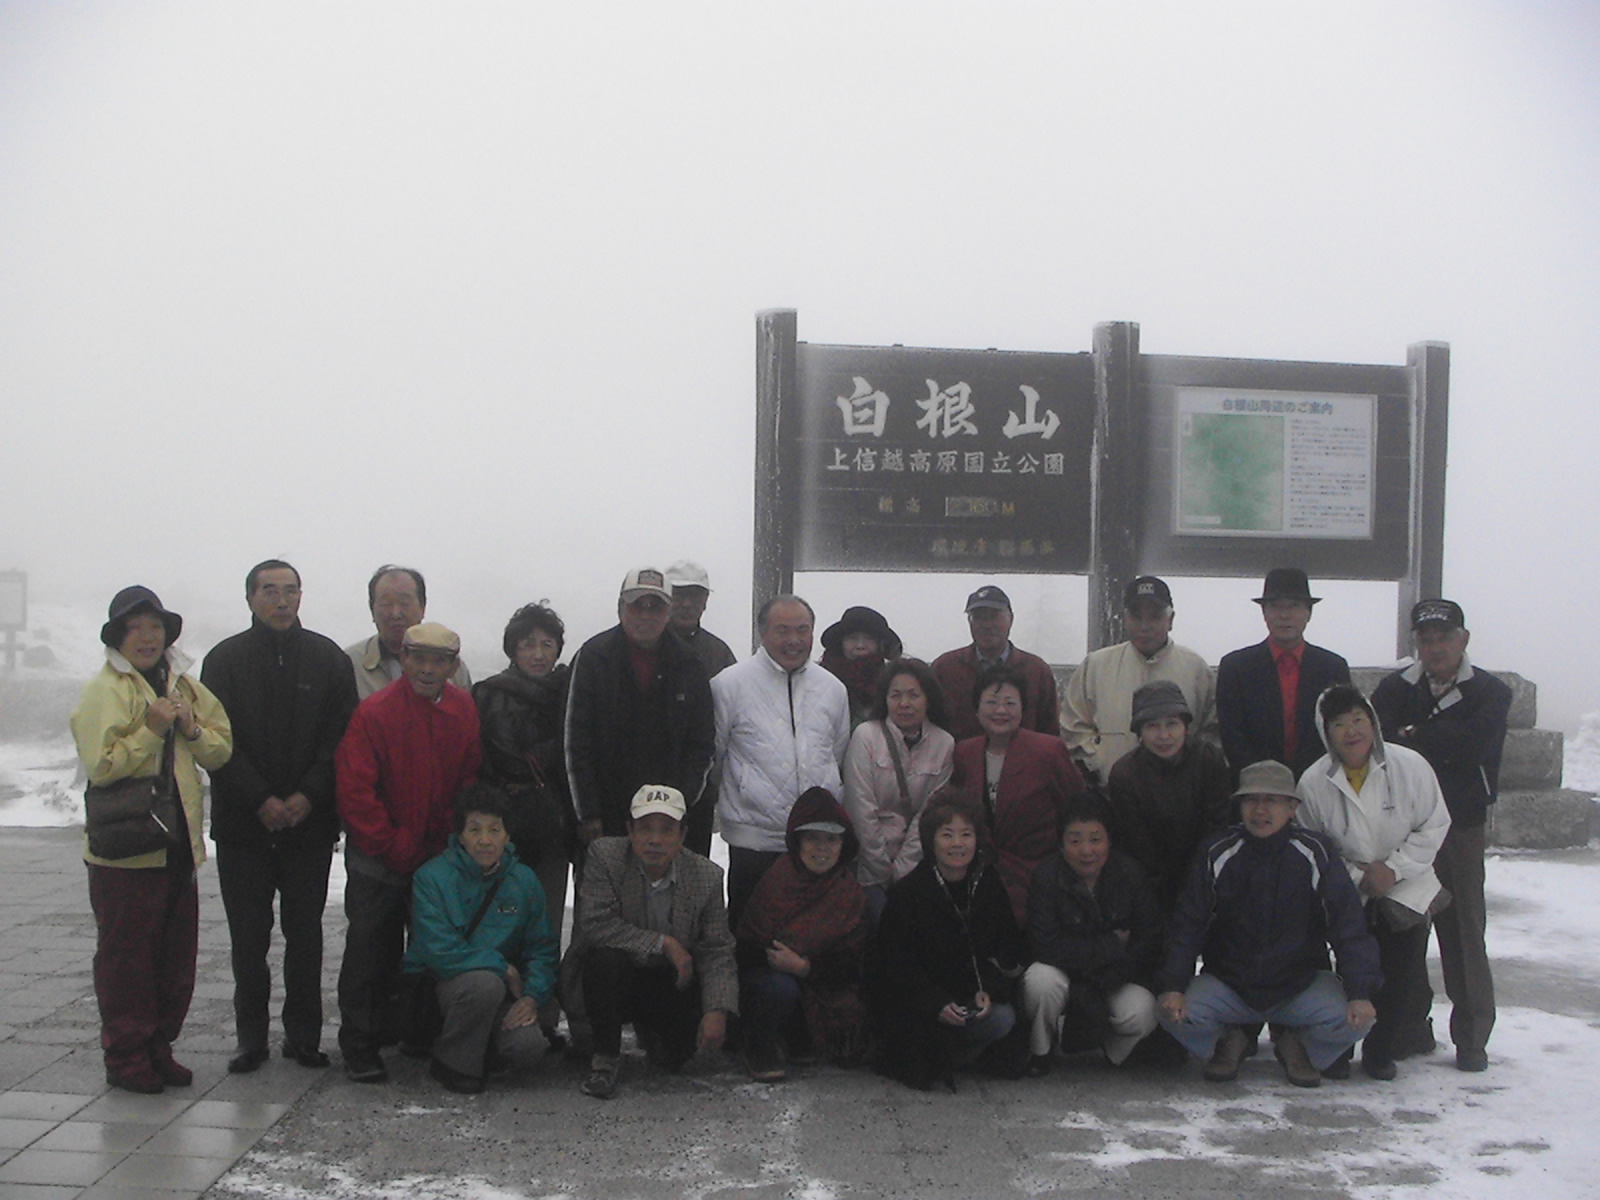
[840, 659, 955, 922]
[1295, 684, 1449, 1081]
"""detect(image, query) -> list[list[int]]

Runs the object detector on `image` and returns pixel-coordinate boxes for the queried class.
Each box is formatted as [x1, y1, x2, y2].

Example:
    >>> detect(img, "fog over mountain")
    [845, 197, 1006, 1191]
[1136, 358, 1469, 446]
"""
[2, 2, 1596, 732]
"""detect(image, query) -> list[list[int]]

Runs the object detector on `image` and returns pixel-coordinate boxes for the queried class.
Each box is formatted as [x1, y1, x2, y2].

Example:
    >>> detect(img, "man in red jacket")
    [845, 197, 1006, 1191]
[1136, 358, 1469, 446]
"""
[335, 621, 481, 1082]
[933, 585, 1060, 744]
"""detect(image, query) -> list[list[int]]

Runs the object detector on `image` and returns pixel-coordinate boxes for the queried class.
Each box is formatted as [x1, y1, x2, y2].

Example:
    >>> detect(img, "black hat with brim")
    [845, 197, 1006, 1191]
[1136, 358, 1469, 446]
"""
[101, 585, 183, 648]
[1253, 567, 1320, 606]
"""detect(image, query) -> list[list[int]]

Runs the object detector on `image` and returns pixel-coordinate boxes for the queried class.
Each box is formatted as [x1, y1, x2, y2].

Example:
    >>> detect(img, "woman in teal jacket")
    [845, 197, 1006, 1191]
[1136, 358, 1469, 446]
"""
[404, 783, 559, 1093]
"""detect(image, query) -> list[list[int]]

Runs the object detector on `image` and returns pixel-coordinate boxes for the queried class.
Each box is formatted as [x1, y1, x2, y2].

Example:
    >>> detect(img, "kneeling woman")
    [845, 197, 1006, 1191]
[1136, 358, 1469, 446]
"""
[874, 794, 1029, 1090]
[403, 783, 559, 1093]
[1020, 794, 1162, 1075]
[736, 787, 869, 1081]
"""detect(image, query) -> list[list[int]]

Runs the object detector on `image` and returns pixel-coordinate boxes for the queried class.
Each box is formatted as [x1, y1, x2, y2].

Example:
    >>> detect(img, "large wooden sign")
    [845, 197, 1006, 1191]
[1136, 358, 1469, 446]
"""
[793, 344, 1095, 572]
[754, 313, 1447, 655]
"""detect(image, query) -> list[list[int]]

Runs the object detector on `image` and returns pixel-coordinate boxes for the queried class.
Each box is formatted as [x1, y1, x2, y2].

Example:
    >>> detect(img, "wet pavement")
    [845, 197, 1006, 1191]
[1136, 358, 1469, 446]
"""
[0, 826, 1595, 1199]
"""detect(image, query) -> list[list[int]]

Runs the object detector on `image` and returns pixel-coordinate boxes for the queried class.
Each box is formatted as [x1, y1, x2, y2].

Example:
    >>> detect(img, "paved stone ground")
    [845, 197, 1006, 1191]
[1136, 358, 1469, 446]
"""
[0, 827, 1594, 1199]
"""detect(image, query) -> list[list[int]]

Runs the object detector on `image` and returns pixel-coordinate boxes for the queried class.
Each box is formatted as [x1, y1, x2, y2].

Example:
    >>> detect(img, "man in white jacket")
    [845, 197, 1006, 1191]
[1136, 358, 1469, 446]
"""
[712, 595, 850, 929]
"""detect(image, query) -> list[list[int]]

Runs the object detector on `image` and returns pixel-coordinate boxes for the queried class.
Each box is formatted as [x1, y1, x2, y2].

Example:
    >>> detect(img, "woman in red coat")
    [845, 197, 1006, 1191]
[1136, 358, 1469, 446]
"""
[951, 664, 1085, 925]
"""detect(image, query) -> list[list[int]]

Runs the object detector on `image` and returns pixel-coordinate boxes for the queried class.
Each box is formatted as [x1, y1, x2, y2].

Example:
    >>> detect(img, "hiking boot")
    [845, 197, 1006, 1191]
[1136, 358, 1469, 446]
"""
[149, 1046, 192, 1087]
[1204, 1027, 1251, 1082]
[1274, 1030, 1321, 1088]
[581, 1054, 622, 1099]
[1455, 1047, 1489, 1072]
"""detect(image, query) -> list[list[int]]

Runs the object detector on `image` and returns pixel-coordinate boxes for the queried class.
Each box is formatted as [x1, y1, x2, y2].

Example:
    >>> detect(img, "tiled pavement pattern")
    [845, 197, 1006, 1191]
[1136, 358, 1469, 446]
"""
[0, 828, 325, 1199]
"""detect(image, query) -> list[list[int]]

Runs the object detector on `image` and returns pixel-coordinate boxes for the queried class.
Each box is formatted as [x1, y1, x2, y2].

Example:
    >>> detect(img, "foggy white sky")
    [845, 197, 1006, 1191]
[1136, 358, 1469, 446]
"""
[2, 1, 1597, 730]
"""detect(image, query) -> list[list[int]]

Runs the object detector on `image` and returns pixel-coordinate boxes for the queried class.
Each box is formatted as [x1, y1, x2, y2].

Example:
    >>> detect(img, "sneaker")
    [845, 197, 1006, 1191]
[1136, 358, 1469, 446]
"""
[1204, 1027, 1250, 1082]
[747, 1047, 787, 1083]
[344, 1051, 389, 1083]
[429, 1058, 485, 1094]
[1273, 1030, 1321, 1088]
[1455, 1047, 1489, 1072]
[581, 1054, 622, 1099]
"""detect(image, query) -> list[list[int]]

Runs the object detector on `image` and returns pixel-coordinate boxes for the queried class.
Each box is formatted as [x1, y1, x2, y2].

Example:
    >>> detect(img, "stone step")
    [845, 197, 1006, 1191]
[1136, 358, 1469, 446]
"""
[1489, 789, 1596, 849]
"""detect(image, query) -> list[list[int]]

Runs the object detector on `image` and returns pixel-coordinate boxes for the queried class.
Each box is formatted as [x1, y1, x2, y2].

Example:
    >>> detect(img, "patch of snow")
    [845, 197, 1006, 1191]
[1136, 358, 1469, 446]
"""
[1561, 711, 1600, 793]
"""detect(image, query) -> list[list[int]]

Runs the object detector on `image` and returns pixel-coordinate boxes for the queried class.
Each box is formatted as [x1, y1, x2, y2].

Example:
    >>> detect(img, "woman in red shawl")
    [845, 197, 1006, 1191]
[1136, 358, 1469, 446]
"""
[736, 786, 868, 1082]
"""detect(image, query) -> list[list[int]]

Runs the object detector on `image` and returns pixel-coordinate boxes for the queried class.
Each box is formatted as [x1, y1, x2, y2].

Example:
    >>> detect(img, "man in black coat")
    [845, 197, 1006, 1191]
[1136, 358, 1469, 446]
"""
[565, 567, 715, 843]
[1216, 568, 1351, 782]
[1371, 599, 1511, 1073]
[202, 560, 359, 1073]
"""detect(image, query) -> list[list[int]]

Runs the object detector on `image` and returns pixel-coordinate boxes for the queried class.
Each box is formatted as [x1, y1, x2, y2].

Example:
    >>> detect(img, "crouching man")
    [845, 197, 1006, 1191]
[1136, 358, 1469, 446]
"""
[402, 783, 558, 1094]
[567, 784, 737, 1099]
[1155, 761, 1380, 1087]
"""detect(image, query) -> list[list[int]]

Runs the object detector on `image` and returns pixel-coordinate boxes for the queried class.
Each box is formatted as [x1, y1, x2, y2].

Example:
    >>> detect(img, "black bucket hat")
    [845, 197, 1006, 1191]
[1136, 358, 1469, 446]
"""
[820, 606, 902, 659]
[101, 585, 183, 648]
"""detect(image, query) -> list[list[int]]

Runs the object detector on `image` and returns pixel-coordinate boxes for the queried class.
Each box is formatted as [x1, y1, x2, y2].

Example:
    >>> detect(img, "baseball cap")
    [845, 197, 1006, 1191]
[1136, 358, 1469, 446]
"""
[1411, 599, 1465, 630]
[620, 567, 672, 605]
[665, 561, 711, 591]
[965, 585, 1012, 612]
[1123, 576, 1173, 609]
[630, 784, 687, 822]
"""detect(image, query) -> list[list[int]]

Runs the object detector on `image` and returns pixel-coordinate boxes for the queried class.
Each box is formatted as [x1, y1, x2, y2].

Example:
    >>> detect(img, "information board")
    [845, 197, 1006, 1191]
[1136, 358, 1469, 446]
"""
[1174, 387, 1377, 539]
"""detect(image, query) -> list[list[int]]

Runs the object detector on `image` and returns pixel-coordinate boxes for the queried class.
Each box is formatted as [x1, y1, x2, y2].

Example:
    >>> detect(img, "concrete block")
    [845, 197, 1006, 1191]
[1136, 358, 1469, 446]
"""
[1489, 789, 1596, 849]
[1500, 728, 1564, 791]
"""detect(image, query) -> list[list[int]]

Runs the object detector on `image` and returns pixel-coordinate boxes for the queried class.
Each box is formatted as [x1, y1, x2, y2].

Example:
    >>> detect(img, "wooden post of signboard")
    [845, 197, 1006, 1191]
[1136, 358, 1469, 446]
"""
[1399, 341, 1450, 656]
[1087, 321, 1142, 651]
[754, 309, 799, 651]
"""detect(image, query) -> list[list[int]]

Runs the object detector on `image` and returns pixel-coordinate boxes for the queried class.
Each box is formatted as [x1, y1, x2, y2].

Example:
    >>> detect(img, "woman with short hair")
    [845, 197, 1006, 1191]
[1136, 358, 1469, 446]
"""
[71, 586, 233, 1093]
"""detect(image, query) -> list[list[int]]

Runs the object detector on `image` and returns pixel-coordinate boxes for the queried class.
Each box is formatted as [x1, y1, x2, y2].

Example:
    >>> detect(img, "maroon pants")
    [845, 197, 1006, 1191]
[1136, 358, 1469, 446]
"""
[87, 860, 199, 1074]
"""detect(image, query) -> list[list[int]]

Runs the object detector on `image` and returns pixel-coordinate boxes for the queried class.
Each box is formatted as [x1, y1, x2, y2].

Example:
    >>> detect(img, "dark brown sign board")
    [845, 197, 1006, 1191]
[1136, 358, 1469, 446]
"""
[794, 344, 1095, 573]
[755, 314, 1446, 656]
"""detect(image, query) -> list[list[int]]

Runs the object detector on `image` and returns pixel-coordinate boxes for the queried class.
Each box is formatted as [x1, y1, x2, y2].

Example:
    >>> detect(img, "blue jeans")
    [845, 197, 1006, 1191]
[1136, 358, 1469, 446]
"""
[1160, 971, 1369, 1070]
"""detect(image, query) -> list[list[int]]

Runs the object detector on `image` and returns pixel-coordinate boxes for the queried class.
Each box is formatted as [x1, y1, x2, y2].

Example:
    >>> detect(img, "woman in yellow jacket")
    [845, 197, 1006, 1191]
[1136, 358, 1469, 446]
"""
[71, 587, 232, 1093]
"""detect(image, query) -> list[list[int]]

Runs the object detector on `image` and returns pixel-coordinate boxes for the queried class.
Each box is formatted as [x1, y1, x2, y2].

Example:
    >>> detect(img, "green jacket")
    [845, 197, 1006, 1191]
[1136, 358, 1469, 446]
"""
[402, 838, 558, 1005]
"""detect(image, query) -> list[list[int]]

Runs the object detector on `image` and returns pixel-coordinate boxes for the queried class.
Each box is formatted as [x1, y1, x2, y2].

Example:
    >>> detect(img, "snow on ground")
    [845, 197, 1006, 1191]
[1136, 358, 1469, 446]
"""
[1562, 711, 1600, 793]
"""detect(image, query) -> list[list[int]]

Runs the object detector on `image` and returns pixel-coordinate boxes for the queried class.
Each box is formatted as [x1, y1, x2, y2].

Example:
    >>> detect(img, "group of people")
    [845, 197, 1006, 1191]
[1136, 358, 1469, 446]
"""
[69, 559, 1510, 1102]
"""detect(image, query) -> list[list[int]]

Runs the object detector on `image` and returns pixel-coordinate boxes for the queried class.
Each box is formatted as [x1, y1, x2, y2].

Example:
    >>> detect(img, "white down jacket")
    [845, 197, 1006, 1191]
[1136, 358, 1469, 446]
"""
[712, 649, 851, 853]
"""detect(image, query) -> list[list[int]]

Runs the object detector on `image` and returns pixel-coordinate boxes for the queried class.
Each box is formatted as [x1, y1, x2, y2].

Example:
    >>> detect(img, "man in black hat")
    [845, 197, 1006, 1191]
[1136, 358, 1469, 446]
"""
[1370, 599, 1511, 1073]
[1216, 568, 1350, 783]
[1061, 576, 1217, 787]
[932, 584, 1060, 743]
[202, 560, 360, 1074]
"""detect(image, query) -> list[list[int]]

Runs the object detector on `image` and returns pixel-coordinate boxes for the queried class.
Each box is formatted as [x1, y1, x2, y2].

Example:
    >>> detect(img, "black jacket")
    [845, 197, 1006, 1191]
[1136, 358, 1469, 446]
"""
[1370, 662, 1512, 828]
[1216, 639, 1351, 781]
[1027, 849, 1163, 1001]
[1156, 823, 1380, 1010]
[563, 626, 714, 835]
[201, 618, 358, 849]
[1104, 740, 1234, 912]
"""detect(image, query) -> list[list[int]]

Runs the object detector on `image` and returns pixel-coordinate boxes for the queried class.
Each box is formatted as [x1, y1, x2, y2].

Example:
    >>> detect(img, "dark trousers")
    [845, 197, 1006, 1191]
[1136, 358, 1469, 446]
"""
[87, 860, 199, 1074]
[336, 868, 412, 1057]
[582, 947, 702, 1063]
[217, 839, 335, 1052]
[725, 847, 782, 933]
[1364, 904, 1434, 1062]
[740, 967, 808, 1055]
[1433, 823, 1495, 1053]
